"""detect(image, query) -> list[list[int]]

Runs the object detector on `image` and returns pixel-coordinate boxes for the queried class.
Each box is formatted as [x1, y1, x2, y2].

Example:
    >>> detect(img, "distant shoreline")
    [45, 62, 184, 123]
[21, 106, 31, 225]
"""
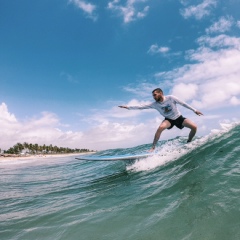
[0, 152, 96, 161]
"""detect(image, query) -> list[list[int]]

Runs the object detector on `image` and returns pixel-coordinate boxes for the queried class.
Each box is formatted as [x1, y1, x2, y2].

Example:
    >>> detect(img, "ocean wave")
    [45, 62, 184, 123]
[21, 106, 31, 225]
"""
[127, 121, 240, 172]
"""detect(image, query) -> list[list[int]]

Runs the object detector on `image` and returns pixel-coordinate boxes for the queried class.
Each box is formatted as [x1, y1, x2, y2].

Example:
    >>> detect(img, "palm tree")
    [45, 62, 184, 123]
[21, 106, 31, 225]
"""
[23, 142, 29, 148]
[29, 143, 33, 154]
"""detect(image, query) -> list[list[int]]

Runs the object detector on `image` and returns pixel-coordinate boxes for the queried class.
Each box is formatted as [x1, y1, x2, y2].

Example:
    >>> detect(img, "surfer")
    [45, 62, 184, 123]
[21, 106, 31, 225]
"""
[119, 88, 203, 151]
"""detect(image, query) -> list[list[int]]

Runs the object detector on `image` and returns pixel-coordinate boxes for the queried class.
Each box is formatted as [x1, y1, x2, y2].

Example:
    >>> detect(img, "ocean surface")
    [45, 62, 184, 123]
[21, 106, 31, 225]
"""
[1, 122, 240, 240]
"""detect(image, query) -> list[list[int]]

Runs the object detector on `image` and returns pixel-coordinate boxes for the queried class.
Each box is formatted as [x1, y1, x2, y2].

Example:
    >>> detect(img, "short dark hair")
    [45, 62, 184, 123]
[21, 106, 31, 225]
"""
[152, 88, 163, 94]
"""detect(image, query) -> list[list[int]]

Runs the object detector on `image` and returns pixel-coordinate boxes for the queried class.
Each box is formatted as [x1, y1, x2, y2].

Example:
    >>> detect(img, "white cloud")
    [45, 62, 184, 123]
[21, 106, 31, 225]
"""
[0, 102, 155, 151]
[171, 83, 198, 102]
[0, 103, 17, 123]
[230, 96, 240, 105]
[180, 0, 217, 20]
[197, 34, 240, 49]
[107, 0, 149, 23]
[206, 16, 234, 34]
[148, 44, 170, 55]
[69, 0, 97, 20]
[82, 119, 157, 149]
[0, 103, 85, 150]
[154, 34, 240, 110]
[82, 99, 154, 126]
[123, 82, 158, 98]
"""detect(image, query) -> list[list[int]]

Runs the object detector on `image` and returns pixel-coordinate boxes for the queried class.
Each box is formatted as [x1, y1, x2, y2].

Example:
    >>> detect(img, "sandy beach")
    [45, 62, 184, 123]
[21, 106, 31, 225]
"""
[0, 152, 95, 161]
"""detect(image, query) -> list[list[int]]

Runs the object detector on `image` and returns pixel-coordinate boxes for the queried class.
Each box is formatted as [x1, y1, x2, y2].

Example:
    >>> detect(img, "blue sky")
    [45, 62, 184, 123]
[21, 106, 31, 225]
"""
[0, 0, 240, 150]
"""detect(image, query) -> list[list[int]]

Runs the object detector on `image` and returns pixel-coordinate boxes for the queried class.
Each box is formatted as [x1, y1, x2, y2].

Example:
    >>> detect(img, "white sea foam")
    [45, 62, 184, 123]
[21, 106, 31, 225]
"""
[127, 120, 240, 172]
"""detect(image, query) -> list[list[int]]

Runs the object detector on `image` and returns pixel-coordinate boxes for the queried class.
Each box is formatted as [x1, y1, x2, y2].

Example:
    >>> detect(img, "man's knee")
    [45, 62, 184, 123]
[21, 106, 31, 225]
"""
[159, 121, 170, 131]
[183, 119, 197, 130]
[191, 124, 197, 132]
[157, 126, 165, 133]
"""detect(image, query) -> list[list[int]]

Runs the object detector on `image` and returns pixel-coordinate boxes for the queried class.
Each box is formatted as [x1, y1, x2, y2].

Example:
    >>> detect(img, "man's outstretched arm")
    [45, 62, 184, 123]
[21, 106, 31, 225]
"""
[171, 96, 204, 116]
[119, 104, 153, 110]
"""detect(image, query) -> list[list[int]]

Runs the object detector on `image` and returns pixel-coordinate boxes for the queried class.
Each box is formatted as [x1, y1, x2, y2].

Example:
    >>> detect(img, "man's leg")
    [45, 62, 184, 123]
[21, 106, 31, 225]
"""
[151, 120, 171, 151]
[182, 119, 197, 142]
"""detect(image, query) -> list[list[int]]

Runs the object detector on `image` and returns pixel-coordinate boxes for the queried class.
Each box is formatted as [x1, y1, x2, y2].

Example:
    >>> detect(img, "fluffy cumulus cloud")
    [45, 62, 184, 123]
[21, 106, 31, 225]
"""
[0, 103, 17, 123]
[171, 83, 198, 102]
[0, 103, 85, 150]
[69, 0, 97, 20]
[180, 0, 217, 20]
[0, 102, 157, 151]
[206, 16, 234, 34]
[82, 120, 154, 149]
[154, 34, 240, 109]
[107, 0, 149, 23]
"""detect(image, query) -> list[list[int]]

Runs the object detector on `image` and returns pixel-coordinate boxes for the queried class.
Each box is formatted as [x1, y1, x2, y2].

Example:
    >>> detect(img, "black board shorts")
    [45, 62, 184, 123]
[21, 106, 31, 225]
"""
[164, 115, 186, 130]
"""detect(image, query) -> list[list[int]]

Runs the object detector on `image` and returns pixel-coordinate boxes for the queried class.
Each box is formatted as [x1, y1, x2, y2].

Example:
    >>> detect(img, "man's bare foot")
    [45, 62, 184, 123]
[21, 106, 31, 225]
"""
[149, 147, 155, 152]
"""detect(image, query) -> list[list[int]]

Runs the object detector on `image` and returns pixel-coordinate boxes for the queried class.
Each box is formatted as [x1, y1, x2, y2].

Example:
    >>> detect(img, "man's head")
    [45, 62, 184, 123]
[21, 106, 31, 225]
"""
[152, 88, 164, 102]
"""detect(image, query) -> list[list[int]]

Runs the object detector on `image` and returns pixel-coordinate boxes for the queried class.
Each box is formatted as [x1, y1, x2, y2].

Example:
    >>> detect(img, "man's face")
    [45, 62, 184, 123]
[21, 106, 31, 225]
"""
[152, 91, 163, 102]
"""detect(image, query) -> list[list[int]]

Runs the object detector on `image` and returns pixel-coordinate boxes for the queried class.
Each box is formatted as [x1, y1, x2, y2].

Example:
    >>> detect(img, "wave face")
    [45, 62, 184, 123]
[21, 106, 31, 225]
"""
[0, 122, 240, 240]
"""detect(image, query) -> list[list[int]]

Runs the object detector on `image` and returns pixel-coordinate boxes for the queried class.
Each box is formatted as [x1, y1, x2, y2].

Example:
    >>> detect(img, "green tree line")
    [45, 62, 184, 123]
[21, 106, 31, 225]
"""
[4, 142, 92, 155]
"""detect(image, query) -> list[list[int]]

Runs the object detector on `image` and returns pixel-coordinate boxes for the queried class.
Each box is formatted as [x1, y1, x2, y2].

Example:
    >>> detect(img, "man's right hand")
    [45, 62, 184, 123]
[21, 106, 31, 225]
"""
[118, 106, 128, 109]
[195, 110, 203, 116]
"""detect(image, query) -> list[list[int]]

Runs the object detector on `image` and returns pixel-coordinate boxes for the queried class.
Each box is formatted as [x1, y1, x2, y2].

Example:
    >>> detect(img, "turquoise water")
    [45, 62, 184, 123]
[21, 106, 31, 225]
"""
[1, 122, 240, 240]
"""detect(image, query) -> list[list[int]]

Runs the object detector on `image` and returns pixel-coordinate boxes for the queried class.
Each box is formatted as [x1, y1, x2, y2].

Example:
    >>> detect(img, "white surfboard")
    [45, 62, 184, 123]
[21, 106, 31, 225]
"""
[75, 152, 153, 161]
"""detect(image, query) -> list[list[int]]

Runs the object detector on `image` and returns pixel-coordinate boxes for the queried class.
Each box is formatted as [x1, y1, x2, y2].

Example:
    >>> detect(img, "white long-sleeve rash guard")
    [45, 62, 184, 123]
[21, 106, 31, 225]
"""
[128, 95, 196, 120]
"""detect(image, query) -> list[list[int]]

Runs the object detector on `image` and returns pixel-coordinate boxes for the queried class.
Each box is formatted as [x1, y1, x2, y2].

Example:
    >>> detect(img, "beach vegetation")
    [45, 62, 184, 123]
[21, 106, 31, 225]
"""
[3, 142, 92, 155]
